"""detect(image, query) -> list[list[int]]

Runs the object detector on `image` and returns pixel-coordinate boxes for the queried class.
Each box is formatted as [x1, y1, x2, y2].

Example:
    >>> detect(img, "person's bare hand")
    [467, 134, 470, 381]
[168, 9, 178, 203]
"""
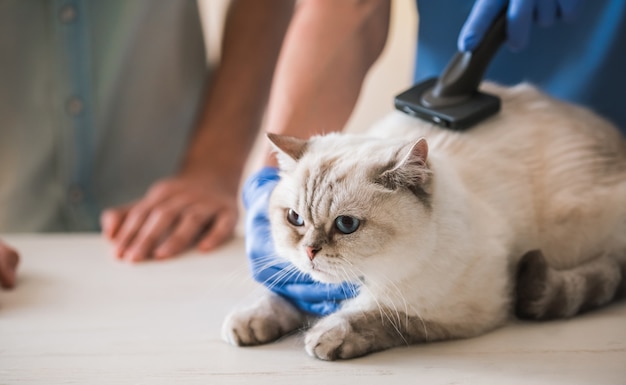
[101, 175, 238, 262]
[0, 239, 19, 289]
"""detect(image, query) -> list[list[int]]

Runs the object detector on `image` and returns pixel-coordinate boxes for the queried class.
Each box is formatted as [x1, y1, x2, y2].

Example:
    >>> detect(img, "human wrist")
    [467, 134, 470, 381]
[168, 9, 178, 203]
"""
[181, 139, 250, 191]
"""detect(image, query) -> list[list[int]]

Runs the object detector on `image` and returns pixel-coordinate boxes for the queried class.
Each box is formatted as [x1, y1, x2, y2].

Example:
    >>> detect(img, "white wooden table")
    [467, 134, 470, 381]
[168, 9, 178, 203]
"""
[1, 234, 624, 384]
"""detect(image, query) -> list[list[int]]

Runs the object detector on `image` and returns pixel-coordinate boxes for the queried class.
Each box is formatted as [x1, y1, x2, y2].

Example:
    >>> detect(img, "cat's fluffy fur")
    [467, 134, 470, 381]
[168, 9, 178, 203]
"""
[222, 83, 626, 360]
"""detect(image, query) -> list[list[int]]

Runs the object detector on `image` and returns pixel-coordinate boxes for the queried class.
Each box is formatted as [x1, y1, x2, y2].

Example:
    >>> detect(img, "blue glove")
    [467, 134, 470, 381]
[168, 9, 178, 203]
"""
[458, 0, 582, 52]
[243, 166, 358, 316]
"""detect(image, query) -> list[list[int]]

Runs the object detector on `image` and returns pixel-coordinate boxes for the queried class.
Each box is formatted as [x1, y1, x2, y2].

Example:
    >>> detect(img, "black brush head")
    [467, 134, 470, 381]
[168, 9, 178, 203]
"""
[395, 11, 506, 131]
[394, 78, 500, 131]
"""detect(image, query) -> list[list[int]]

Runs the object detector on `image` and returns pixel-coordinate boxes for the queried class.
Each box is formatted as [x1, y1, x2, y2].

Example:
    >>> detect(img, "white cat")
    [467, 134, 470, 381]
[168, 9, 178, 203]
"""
[222, 83, 626, 360]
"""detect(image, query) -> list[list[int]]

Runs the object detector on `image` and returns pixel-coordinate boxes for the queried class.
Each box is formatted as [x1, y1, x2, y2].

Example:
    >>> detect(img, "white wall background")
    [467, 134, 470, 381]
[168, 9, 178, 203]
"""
[343, 0, 417, 134]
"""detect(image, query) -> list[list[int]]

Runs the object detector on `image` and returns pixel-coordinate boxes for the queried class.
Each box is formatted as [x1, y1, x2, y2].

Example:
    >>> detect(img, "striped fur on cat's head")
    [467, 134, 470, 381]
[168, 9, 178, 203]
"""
[267, 132, 434, 286]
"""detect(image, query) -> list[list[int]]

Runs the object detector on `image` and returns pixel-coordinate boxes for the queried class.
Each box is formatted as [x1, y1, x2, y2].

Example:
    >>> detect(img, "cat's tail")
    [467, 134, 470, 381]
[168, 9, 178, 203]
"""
[515, 250, 624, 320]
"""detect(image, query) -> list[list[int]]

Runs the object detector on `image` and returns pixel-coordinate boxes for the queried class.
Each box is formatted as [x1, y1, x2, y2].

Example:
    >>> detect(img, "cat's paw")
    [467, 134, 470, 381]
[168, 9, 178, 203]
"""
[222, 294, 305, 346]
[304, 315, 371, 360]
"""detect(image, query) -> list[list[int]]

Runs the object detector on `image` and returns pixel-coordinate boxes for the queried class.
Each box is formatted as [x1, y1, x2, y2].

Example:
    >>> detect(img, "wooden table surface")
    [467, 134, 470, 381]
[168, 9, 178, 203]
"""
[1, 234, 624, 384]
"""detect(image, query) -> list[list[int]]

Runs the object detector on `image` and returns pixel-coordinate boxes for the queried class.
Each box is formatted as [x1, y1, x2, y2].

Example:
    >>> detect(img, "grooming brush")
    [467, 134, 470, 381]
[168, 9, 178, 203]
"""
[394, 11, 506, 130]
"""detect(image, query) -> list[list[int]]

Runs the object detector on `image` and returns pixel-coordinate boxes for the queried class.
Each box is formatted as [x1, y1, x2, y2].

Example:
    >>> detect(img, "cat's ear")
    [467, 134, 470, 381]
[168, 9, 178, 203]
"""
[398, 137, 428, 170]
[378, 138, 431, 192]
[267, 133, 308, 170]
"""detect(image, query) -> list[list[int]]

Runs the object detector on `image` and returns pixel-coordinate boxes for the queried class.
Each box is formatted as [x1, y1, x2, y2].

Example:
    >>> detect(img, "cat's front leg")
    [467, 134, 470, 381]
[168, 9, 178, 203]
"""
[305, 310, 409, 360]
[305, 309, 471, 360]
[222, 293, 306, 346]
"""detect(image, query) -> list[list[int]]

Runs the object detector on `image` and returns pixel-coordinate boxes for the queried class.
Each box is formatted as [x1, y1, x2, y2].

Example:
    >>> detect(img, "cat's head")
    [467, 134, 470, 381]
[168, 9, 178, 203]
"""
[267, 132, 435, 286]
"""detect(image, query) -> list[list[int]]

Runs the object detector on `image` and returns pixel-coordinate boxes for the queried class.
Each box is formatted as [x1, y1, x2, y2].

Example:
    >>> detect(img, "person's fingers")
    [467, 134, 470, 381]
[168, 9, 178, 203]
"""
[112, 203, 153, 258]
[196, 209, 238, 252]
[0, 244, 19, 289]
[536, 0, 557, 26]
[153, 210, 209, 259]
[558, 0, 581, 22]
[458, 0, 508, 52]
[111, 180, 180, 259]
[507, 0, 534, 51]
[123, 201, 183, 262]
[100, 206, 130, 240]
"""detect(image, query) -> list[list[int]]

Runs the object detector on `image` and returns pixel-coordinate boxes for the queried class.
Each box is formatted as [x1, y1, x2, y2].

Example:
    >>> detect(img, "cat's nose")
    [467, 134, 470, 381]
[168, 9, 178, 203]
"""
[306, 246, 321, 261]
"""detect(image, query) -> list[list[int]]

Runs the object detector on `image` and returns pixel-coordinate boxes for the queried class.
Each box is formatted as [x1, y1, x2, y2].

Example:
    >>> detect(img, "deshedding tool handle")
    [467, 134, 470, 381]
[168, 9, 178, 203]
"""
[421, 10, 507, 108]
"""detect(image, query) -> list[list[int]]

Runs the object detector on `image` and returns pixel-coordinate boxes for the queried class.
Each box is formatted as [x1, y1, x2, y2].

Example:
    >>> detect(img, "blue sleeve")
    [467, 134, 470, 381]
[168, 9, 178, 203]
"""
[414, 0, 626, 131]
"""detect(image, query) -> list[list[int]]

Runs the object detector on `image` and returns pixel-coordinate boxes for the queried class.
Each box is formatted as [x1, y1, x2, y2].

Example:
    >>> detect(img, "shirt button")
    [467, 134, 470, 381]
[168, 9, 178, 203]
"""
[59, 5, 77, 24]
[68, 186, 84, 204]
[66, 97, 84, 116]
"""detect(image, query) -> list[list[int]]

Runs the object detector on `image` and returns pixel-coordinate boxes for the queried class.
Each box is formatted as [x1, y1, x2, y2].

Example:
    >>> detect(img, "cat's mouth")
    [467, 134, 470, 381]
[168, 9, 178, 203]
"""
[311, 264, 330, 274]
[307, 262, 342, 283]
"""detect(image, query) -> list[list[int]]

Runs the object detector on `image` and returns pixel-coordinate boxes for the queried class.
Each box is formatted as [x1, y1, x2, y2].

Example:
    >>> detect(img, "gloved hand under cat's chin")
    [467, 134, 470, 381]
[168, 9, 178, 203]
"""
[243, 166, 358, 316]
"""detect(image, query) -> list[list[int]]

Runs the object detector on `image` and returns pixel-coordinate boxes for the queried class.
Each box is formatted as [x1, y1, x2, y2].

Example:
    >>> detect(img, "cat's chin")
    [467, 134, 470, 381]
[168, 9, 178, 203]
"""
[306, 268, 345, 284]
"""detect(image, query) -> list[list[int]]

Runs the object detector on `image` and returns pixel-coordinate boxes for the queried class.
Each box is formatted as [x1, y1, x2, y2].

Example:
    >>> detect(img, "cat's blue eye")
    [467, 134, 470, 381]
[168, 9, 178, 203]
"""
[335, 215, 360, 234]
[287, 209, 304, 227]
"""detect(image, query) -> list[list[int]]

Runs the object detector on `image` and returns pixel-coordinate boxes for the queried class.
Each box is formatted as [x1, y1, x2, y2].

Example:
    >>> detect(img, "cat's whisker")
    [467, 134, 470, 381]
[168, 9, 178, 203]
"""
[266, 267, 302, 290]
[376, 271, 423, 341]
[343, 263, 410, 345]
[246, 252, 297, 278]
[217, 264, 253, 285]
[346, 269, 402, 339]
[378, 273, 412, 332]
[334, 263, 361, 300]
[247, 258, 286, 278]
[257, 263, 302, 292]
[382, 277, 429, 341]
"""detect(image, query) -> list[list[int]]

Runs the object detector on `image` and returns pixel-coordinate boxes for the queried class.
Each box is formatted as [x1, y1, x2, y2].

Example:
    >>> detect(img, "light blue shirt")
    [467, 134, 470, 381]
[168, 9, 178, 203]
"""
[414, 0, 626, 132]
[0, 0, 208, 232]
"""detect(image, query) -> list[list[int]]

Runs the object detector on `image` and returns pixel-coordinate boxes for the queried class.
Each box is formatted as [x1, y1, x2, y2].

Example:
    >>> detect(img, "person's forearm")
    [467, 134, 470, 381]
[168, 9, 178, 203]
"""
[264, 0, 391, 166]
[183, 0, 295, 189]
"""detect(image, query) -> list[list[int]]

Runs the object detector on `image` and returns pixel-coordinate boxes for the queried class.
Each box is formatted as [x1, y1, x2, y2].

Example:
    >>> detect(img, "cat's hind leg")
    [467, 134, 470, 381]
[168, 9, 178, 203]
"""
[515, 250, 623, 320]
[222, 293, 306, 346]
